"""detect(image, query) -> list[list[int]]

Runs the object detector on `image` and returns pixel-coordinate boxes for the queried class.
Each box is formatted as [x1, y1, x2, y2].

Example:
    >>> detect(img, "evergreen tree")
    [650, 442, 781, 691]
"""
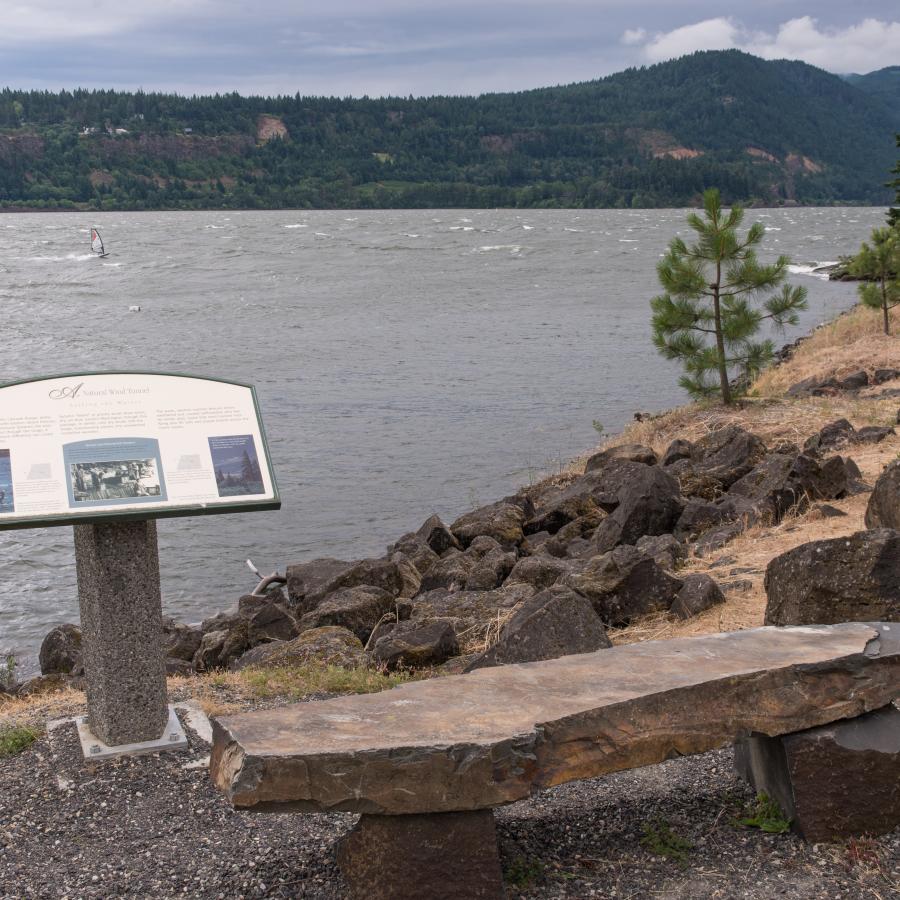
[650, 188, 808, 405]
[889, 134, 900, 229]
[850, 226, 900, 335]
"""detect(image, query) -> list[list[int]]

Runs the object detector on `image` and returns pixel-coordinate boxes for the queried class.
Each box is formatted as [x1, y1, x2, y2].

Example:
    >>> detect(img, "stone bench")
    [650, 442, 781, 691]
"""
[211, 623, 899, 899]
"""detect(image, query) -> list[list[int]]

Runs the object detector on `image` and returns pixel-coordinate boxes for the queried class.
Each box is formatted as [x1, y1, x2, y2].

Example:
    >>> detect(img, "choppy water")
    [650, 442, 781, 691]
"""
[0, 207, 885, 673]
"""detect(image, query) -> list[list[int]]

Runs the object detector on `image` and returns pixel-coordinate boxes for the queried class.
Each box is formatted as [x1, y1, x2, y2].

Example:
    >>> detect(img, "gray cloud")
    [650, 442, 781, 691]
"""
[0, 1, 896, 96]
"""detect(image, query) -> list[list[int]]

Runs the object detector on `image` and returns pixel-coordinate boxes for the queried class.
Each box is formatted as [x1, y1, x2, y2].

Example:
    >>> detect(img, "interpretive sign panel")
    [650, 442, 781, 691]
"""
[0, 372, 280, 529]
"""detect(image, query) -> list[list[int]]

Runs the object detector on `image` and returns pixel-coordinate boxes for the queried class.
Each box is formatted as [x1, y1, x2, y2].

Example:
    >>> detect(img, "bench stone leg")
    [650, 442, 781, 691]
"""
[734, 702, 900, 842]
[336, 810, 507, 900]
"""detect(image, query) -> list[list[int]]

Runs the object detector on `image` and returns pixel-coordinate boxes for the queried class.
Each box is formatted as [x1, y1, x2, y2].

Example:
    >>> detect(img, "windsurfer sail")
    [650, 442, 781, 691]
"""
[90, 227, 108, 258]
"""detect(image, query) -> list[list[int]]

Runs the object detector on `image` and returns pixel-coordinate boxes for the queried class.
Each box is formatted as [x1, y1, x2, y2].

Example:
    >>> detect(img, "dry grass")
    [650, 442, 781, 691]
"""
[568, 301, 900, 648]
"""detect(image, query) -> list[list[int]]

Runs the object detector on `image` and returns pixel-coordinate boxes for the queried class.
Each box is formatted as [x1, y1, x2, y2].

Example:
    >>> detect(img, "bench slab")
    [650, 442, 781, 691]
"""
[211, 623, 899, 815]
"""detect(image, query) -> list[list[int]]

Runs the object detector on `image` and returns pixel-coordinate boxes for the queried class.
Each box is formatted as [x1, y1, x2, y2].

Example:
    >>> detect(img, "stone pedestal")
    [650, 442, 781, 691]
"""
[336, 810, 507, 900]
[74, 520, 168, 747]
[734, 702, 900, 842]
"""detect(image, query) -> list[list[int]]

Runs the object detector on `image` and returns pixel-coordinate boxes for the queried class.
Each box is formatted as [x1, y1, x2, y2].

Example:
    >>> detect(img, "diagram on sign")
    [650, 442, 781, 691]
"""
[63, 438, 168, 508]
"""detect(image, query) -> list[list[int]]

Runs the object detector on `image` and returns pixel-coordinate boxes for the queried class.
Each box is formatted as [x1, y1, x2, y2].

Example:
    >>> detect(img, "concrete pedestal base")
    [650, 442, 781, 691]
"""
[735, 702, 900, 842]
[74, 519, 168, 747]
[75, 705, 188, 760]
[336, 810, 507, 900]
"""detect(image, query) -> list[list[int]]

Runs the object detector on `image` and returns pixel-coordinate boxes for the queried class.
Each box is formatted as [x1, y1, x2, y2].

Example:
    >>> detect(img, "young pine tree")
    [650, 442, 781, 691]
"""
[651, 188, 808, 405]
[850, 226, 900, 335]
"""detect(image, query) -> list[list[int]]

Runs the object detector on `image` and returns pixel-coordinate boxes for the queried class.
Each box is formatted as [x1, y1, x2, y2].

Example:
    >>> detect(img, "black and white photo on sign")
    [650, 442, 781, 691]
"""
[70, 458, 161, 503]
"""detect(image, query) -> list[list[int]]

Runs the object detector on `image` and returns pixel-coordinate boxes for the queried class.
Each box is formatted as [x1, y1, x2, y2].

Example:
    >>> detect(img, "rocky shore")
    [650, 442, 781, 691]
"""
[2, 301, 900, 898]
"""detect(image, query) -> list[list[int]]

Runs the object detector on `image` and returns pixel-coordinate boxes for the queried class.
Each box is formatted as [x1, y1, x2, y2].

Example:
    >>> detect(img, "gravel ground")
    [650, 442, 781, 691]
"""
[0, 708, 897, 899]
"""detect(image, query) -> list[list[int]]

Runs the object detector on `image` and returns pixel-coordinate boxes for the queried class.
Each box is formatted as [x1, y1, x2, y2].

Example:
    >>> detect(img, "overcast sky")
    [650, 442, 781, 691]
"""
[1, 1, 897, 97]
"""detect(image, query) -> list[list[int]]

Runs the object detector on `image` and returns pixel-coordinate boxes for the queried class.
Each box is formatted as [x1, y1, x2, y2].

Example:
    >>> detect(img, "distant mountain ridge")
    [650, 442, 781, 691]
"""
[0, 50, 896, 210]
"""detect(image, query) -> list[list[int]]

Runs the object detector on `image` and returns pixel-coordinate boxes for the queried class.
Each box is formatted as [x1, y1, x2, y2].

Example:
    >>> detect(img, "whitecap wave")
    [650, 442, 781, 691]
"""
[474, 244, 522, 254]
[284, 224, 307, 229]
[787, 262, 838, 280]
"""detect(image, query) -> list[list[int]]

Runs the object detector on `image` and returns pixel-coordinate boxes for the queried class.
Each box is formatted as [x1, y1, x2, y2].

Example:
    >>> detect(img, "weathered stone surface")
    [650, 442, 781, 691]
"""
[727, 452, 847, 525]
[670, 574, 725, 620]
[450, 501, 526, 550]
[504, 555, 572, 591]
[410, 586, 530, 635]
[285, 557, 354, 612]
[237, 591, 300, 643]
[854, 425, 895, 444]
[388, 534, 440, 575]
[585, 443, 657, 471]
[874, 368, 900, 384]
[465, 586, 610, 671]
[416, 514, 462, 555]
[306, 556, 418, 607]
[193, 623, 251, 672]
[675, 498, 738, 541]
[299, 586, 395, 643]
[566, 545, 682, 626]
[418, 551, 476, 593]
[865, 459, 900, 530]
[838, 369, 869, 391]
[635, 533, 685, 571]
[336, 811, 506, 900]
[765, 529, 900, 625]
[464, 549, 516, 591]
[371, 619, 459, 670]
[592, 466, 682, 553]
[803, 418, 855, 454]
[161, 618, 202, 663]
[807, 503, 847, 520]
[736, 703, 900, 842]
[211, 623, 900, 814]
[661, 439, 693, 467]
[39, 624, 83, 676]
[679, 426, 768, 492]
[230, 626, 367, 671]
[524, 491, 598, 536]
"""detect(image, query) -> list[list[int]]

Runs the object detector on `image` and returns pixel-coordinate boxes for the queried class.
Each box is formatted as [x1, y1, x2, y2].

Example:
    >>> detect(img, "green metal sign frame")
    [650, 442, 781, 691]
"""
[0, 370, 281, 531]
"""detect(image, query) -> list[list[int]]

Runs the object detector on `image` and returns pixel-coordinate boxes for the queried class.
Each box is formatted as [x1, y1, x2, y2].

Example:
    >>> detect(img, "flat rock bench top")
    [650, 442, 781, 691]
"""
[211, 623, 899, 815]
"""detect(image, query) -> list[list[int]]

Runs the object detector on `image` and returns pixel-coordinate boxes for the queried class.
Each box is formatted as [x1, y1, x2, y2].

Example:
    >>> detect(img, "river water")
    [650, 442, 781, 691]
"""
[0, 206, 884, 673]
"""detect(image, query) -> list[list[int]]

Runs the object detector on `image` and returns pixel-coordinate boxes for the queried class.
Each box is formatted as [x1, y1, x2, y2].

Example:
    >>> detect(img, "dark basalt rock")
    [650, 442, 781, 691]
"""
[736, 703, 900, 842]
[161, 618, 202, 663]
[837, 370, 869, 391]
[409, 585, 531, 634]
[873, 368, 900, 384]
[865, 459, 900, 530]
[465, 586, 610, 671]
[727, 452, 848, 526]
[661, 438, 694, 467]
[299, 585, 396, 643]
[416, 514, 461, 555]
[635, 533, 686, 571]
[854, 425, 895, 444]
[585, 443, 657, 471]
[418, 551, 476, 593]
[565, 545, 683, 626]
[305, 555, 420, 608]
[673, 426, 768, 494]
[336, 811, 506, 900]
[230, 626, 367, 671]
[592, 464, 683, 553]
[371, 619, 459, 670]
[670, 573, 726, 619]
[675, 497, 739, 541]
[285, 557, 354, 612]
[803, 418, 855, 454]
[450, 501, 526, 550]
[39, 624, 83, 676]
[464, 548, 516, 591]
[504, 554, 574, 591]
[765, 529, 900, 625]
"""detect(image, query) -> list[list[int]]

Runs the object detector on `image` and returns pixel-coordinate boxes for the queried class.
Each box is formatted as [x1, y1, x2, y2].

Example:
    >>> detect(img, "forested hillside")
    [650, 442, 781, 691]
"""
[0, 50, 896, 211]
